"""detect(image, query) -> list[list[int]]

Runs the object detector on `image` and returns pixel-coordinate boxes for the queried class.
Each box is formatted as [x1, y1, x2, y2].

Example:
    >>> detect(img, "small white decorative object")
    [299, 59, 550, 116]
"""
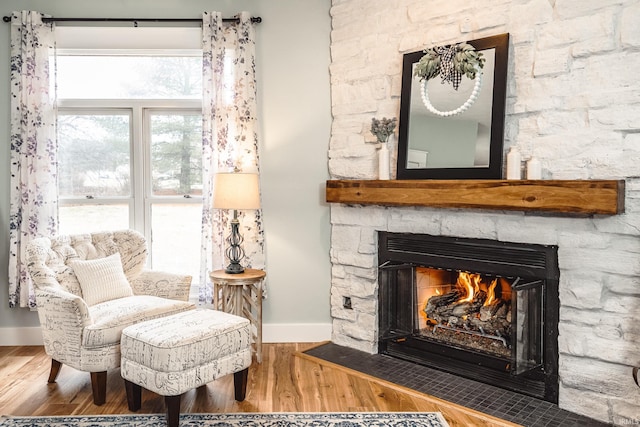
[526, 157, 542, 180]
[506, 147, 521, 180]
[378, 145, 390, 180]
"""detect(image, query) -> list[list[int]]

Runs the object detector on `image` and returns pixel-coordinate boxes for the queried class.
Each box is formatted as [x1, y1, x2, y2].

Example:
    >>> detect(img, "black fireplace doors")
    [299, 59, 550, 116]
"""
[377, 232, 560, 403]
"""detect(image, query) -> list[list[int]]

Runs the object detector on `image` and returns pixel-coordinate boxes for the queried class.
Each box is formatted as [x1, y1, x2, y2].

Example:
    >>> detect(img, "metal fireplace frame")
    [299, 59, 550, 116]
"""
[377, 231, 560, 403]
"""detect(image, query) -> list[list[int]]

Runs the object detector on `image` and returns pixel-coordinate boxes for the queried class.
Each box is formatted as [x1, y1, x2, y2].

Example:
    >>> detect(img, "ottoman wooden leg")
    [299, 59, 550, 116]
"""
[124, 379, 141, 411]
[234, 368, 249, 401]
[165, 394, 181, 427]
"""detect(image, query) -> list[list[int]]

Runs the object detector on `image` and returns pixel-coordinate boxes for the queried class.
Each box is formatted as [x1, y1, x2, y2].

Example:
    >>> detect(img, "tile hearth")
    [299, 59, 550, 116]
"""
[305, 343, 611, 427]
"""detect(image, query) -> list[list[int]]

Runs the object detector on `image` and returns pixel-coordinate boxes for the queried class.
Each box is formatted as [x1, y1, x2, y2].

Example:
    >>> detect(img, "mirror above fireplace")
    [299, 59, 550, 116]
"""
[396, 33, 510, 179]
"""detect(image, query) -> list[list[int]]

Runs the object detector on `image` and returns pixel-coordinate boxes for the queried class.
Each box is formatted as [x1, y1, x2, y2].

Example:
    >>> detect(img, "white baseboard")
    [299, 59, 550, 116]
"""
[0, 327, 44, 346]
[262, 323, 332, 343]
[0, 323, 333, 346]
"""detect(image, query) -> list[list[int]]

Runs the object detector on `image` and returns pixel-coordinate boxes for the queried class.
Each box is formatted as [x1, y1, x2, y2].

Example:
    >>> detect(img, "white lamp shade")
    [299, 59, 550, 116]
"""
[213, 173, 261, 210]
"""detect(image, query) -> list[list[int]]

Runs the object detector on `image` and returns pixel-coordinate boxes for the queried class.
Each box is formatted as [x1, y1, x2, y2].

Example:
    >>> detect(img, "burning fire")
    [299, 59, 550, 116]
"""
[417, 268, 514, 358]
[456, 272, 498, 306]
[485, 278, 498, 306]
[416, 268, 511, 325]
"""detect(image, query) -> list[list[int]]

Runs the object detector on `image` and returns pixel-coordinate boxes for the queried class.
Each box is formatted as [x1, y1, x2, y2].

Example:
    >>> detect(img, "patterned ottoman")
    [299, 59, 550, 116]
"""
[120, 309, 252, 427]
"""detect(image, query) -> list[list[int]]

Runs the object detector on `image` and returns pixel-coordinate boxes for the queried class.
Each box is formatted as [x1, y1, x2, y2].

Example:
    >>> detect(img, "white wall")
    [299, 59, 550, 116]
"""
[0, 0, 332, 344]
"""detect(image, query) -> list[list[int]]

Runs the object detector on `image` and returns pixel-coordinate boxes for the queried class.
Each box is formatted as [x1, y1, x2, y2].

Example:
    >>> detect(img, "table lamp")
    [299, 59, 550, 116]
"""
[213, 172, 261, 274]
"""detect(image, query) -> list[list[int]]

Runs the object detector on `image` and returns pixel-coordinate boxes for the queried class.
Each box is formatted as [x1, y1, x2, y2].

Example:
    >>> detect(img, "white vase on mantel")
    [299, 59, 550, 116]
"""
[378, 144, 390, 180]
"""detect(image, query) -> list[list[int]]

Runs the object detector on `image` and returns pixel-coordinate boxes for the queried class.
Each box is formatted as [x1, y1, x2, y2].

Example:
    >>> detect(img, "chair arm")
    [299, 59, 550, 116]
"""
[35, 286, 92, 367]
[129, 270, 192, 302]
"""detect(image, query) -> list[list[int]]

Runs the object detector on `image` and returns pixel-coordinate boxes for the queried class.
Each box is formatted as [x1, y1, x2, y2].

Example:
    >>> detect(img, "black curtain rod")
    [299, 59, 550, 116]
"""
[2, 16, 262, 24]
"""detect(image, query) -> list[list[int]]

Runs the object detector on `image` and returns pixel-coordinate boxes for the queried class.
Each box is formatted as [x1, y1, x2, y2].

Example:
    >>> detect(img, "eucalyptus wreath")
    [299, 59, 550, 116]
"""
[413, 42, 486, 117]
[414, 42, 485, 87]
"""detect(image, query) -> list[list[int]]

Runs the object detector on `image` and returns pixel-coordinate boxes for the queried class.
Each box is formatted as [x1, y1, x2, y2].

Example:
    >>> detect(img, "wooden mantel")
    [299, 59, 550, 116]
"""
[325, 179, 625, 216]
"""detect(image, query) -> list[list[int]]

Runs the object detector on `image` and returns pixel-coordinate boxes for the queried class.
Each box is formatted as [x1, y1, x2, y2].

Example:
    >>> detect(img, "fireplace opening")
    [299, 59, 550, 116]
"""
[378, 232, 559, 403]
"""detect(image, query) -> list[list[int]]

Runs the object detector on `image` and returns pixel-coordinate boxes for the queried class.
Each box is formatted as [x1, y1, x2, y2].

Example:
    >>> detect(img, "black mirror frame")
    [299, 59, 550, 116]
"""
[396, 33, 510, 180]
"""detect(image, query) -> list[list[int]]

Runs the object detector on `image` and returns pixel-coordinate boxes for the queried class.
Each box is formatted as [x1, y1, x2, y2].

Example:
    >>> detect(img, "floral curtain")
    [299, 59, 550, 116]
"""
[200, 11, 265, 304]
[8, 11, 58, 308]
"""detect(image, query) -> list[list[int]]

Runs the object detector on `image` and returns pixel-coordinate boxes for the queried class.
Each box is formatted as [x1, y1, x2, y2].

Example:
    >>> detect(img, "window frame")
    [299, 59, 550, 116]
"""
[57, 98, 203, 246]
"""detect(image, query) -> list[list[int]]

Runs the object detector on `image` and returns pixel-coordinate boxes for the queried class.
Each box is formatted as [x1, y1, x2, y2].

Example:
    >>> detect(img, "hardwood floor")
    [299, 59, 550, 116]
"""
[0, 343, 519, 427]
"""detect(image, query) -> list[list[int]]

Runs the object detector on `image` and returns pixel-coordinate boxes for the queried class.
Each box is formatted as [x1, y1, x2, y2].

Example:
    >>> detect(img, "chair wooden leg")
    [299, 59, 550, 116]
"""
[48, 359, 62, 383]
[233, 368, 249, 401]
[90, 371, 107, 406]
[165, 394, 181, 427]
[124, 379, 141, 411]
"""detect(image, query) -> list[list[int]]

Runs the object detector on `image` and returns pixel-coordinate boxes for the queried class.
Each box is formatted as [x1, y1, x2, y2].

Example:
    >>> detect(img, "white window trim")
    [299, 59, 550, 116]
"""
[57, 99, 203, 234]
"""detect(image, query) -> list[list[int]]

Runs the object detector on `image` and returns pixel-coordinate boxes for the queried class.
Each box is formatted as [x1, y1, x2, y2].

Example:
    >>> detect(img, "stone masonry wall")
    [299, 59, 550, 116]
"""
[328, 0, 640, 424]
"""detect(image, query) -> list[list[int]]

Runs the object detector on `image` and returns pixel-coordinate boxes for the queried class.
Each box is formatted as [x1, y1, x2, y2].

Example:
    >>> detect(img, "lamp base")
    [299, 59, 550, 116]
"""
[224, 262, 245, 274]
[224, 211, 246, 274]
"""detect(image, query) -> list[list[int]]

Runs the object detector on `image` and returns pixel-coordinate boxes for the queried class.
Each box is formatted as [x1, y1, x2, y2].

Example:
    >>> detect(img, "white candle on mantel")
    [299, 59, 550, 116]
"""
[506, 147, 521, 180]
[527, 157, 542, 180]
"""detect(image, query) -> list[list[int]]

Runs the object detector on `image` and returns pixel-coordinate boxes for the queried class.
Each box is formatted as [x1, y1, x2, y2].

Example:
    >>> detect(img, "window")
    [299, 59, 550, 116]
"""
[56, 53, 203, 282]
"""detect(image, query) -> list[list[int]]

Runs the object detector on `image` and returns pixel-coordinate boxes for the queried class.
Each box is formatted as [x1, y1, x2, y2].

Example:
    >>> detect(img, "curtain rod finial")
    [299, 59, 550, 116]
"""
[3, 16, 11, 23]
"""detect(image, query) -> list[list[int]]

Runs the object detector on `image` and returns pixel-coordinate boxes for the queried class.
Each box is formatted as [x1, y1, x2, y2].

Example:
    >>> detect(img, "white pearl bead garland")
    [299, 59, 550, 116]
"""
[420, 67, 483, 117]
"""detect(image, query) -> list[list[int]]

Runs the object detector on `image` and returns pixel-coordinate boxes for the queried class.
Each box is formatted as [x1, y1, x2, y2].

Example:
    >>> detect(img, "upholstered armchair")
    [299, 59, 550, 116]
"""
[25, 230, 196, 405]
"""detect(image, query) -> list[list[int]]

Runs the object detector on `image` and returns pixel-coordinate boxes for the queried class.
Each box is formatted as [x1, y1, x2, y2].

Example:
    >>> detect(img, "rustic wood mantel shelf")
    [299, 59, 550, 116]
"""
[325, 179, 625, 216]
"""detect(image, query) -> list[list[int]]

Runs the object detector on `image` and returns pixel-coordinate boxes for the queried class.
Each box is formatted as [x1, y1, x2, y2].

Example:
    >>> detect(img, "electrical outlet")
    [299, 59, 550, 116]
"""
[343, 296, 352, 310]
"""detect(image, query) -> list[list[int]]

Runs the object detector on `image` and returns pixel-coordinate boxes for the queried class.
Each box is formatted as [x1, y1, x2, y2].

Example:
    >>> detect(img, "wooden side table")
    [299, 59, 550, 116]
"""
[209, 268, 266, 363]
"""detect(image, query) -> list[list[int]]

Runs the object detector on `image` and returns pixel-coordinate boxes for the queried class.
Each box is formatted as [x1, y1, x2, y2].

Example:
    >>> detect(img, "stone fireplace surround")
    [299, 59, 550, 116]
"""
[327, 186, 640, 424]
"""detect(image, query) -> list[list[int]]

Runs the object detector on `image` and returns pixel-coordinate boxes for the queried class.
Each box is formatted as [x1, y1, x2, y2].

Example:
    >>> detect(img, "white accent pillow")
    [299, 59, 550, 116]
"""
[70, 253, 133, 306]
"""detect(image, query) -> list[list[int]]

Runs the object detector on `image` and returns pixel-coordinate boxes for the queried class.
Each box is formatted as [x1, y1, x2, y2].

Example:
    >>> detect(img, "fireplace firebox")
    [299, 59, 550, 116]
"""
[378, 232, 559, 403]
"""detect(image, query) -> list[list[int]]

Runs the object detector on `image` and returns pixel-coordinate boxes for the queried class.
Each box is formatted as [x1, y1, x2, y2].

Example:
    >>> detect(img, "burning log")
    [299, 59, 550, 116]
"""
[469, 311, 511, 336]
[419, 271, 515, 357]
[469, 300, 512, 336]
[424, 290, 459, 320]
[479, 299, 505, 321]
[425, 288, 511, 341]
[451, 290, 487, 317]
[425, 290, 461, 311]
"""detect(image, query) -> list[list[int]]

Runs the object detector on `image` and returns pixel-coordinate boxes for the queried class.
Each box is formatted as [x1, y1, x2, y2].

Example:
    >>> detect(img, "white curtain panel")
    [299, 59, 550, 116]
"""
[8, 11, 58, 308]
[200, 11, 265, 304]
